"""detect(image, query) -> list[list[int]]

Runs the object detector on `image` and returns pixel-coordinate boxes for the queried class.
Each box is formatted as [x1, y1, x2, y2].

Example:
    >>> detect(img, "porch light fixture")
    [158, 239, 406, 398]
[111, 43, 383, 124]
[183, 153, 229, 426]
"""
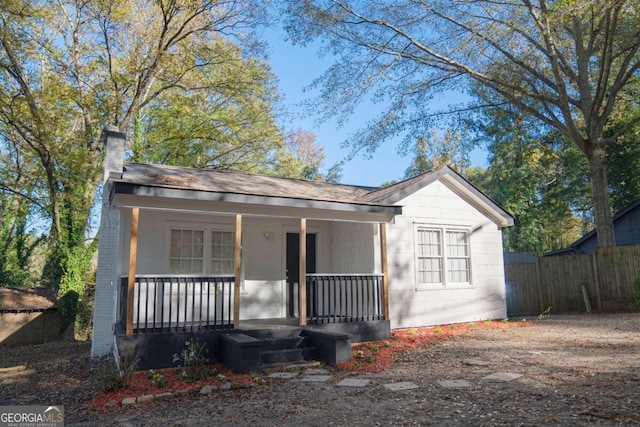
[263, 232, 275, 240]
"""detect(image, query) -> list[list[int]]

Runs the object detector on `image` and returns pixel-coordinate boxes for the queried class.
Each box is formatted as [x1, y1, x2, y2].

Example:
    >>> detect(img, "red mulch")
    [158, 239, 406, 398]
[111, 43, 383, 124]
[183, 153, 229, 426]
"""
[87, 364, 256, 409]
[338, 320, 530, 373]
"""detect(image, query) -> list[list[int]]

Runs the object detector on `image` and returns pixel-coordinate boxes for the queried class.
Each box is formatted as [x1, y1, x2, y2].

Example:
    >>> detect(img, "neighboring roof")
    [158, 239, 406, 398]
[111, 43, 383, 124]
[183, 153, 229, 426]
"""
[543, 199, 640, 256]
[0, 288, 57, 312]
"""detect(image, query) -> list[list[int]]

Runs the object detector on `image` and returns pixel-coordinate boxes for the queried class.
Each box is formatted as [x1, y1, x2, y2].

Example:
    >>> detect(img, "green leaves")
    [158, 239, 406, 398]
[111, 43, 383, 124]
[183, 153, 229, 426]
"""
[0, 0, 282, 289]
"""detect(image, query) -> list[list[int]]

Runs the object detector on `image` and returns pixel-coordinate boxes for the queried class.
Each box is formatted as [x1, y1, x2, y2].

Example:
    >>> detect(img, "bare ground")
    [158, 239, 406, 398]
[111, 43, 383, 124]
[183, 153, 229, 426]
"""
[1, 313, 639, 426]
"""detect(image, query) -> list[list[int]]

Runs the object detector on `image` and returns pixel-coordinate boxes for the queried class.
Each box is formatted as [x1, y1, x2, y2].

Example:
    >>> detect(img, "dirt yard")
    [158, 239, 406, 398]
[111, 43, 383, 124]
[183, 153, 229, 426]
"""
[1, 313, 639, 426]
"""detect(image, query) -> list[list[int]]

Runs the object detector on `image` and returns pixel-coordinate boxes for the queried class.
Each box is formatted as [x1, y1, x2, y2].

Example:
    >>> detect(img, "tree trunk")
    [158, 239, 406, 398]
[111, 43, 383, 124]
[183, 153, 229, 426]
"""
[586, 145, 616, 247]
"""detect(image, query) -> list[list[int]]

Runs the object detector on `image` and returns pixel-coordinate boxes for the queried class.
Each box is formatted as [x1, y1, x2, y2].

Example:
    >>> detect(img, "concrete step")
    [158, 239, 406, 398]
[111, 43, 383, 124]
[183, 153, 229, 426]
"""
[260, 336, 313, 352]
[261, 347, 318, 366]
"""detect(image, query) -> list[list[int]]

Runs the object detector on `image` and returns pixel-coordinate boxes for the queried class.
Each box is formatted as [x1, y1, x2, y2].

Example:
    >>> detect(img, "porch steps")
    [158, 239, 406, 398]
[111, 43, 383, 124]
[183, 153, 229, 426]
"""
[242, 328, 319, 368]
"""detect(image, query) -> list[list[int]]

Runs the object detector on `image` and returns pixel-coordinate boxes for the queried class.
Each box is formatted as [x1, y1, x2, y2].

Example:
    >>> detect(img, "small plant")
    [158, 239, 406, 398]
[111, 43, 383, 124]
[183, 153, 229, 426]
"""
[355, 350, 364, 359]
[449, 324, 456, 330]
[365, 355, 375, 363]
[148, 369, 166, 388]
[501, 318, 509, 323]
[468, 321, 476, 327]
[485, 317, 492, 324]
[370, 346, 379, 353]
[538, 306, 552, 320]
[383, 341, 391, 348]
[434, 326, 442, 334]
[173, 339, 210, 382]
[407, 327, 417, 337]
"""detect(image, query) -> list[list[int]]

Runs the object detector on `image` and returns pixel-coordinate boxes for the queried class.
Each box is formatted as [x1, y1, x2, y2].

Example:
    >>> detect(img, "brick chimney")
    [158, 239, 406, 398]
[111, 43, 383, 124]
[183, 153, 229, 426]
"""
[100, 125, 126, 181]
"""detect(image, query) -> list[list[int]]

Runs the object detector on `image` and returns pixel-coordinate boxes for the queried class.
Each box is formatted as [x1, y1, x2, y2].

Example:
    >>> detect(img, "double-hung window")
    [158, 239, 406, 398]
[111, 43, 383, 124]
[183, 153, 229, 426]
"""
[415, 226, 471, 288]
[169, 228, 235, 275]
[169, 229, 204, 273]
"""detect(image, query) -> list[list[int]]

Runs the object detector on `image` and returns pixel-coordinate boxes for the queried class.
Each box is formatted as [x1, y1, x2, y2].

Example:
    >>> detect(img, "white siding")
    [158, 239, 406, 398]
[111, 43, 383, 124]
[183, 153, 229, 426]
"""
[330, 222, 377, 273]
[387, 179, 507, 329]
[117, 211, 334, 320]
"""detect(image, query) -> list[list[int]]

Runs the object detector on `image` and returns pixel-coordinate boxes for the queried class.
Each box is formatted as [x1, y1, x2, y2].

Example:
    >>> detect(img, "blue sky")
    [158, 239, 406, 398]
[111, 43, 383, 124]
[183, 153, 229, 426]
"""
[263, 29, 488, 187]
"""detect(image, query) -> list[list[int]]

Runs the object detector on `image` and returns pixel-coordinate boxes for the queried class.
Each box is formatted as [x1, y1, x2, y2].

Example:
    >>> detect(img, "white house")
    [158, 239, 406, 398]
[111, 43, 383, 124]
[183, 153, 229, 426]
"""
[91, 128, 513, 370]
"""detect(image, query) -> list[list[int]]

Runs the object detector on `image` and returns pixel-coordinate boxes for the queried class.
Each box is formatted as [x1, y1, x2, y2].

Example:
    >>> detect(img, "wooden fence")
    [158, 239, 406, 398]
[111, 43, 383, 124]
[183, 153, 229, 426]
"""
[505, 245, 640, 316]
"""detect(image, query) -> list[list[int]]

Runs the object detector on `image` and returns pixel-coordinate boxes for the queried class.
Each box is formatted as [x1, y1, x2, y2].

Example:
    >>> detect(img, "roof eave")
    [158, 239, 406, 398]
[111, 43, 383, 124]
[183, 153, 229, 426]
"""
[111, 181, 401, 222]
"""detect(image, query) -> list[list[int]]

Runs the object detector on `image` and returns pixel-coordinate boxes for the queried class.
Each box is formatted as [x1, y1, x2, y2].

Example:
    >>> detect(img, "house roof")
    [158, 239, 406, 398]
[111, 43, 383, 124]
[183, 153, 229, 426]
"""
[109, 163, 513, 227]
[0, 288, 57, 312]
[119, 162, 377, 205]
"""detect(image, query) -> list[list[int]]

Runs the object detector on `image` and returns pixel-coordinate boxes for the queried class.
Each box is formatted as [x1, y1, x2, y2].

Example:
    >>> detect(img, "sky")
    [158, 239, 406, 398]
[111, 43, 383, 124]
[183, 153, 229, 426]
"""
[262, 28, 489, 187]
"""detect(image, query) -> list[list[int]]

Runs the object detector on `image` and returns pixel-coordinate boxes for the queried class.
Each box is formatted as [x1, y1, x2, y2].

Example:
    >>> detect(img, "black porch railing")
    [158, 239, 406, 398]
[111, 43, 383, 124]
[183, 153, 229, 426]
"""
[306, 274, 384, 324]
[119, 275, 234, 333]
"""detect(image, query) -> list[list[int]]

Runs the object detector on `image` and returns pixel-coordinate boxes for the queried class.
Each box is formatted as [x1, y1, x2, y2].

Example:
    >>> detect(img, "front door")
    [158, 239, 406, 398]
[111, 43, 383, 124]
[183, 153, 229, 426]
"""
[286, 233, 316, 317]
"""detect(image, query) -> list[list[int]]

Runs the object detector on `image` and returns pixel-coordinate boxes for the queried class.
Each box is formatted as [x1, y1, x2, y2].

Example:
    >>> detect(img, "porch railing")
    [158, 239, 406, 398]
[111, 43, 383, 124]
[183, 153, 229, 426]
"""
[306, 274, 384, 324]
[119, 275, 234, 333]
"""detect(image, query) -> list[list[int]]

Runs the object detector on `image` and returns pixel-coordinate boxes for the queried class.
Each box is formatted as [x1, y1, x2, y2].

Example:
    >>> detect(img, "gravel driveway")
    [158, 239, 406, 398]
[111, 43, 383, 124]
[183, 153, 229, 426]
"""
[1, 313, 639, 426]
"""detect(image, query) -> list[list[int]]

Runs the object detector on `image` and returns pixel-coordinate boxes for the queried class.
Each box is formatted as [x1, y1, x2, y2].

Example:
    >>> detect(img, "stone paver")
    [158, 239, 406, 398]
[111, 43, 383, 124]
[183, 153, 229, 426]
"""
[199, 386, 214, 395]
[383, 381, 419, 391]
[299, 375, 332, 383]
[268, 372, 299, 379]
[304, 369, 330, 375]
[483, 372, 523, 382]
[336, 378, 371, 388]
[121, 397, 136, 406]
[437, 379, 473, 388]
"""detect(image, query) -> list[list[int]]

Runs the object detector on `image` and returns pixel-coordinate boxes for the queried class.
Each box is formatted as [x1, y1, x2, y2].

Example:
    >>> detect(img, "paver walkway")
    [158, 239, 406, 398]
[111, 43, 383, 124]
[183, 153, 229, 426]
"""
[265, 368, 524, 392]
[122, 368, 526, 406]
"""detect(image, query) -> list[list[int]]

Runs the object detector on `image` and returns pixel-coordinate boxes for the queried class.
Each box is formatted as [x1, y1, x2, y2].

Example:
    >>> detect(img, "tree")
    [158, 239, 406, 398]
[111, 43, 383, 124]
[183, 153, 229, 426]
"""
[0, 128, 46, 287]
[0, 0, 276, 304]
[283, 0, 640, 247]
[273, 128, 344, 182]
[402, 130, 471, 179]
[466, 100, 592, 254]
[132, 37, 285, 173]
[604, 109, 640, 214]
[276, 128, 326, 179]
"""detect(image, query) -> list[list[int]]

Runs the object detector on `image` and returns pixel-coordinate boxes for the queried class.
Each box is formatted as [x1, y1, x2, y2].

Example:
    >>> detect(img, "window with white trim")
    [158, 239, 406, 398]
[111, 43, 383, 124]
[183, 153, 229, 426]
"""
[415, 226, 471, 288]
[168, 227, 236, 275]
[210, 230, 235, 274]
[170, 229, 204, 273]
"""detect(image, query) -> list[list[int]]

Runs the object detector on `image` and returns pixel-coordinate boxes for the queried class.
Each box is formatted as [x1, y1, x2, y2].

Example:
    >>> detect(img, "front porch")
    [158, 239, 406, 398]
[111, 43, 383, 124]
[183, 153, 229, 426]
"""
[118, 273, 387, 333]
[116, 273, 391, 372]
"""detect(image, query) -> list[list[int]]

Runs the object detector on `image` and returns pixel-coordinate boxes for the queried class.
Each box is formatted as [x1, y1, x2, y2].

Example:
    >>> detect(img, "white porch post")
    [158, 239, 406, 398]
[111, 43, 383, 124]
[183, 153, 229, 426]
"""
[125, 208, 139, 335]
[299, 218, 307, 326]
[233, 214, 242, 329]
[380, 223, 390, 321]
